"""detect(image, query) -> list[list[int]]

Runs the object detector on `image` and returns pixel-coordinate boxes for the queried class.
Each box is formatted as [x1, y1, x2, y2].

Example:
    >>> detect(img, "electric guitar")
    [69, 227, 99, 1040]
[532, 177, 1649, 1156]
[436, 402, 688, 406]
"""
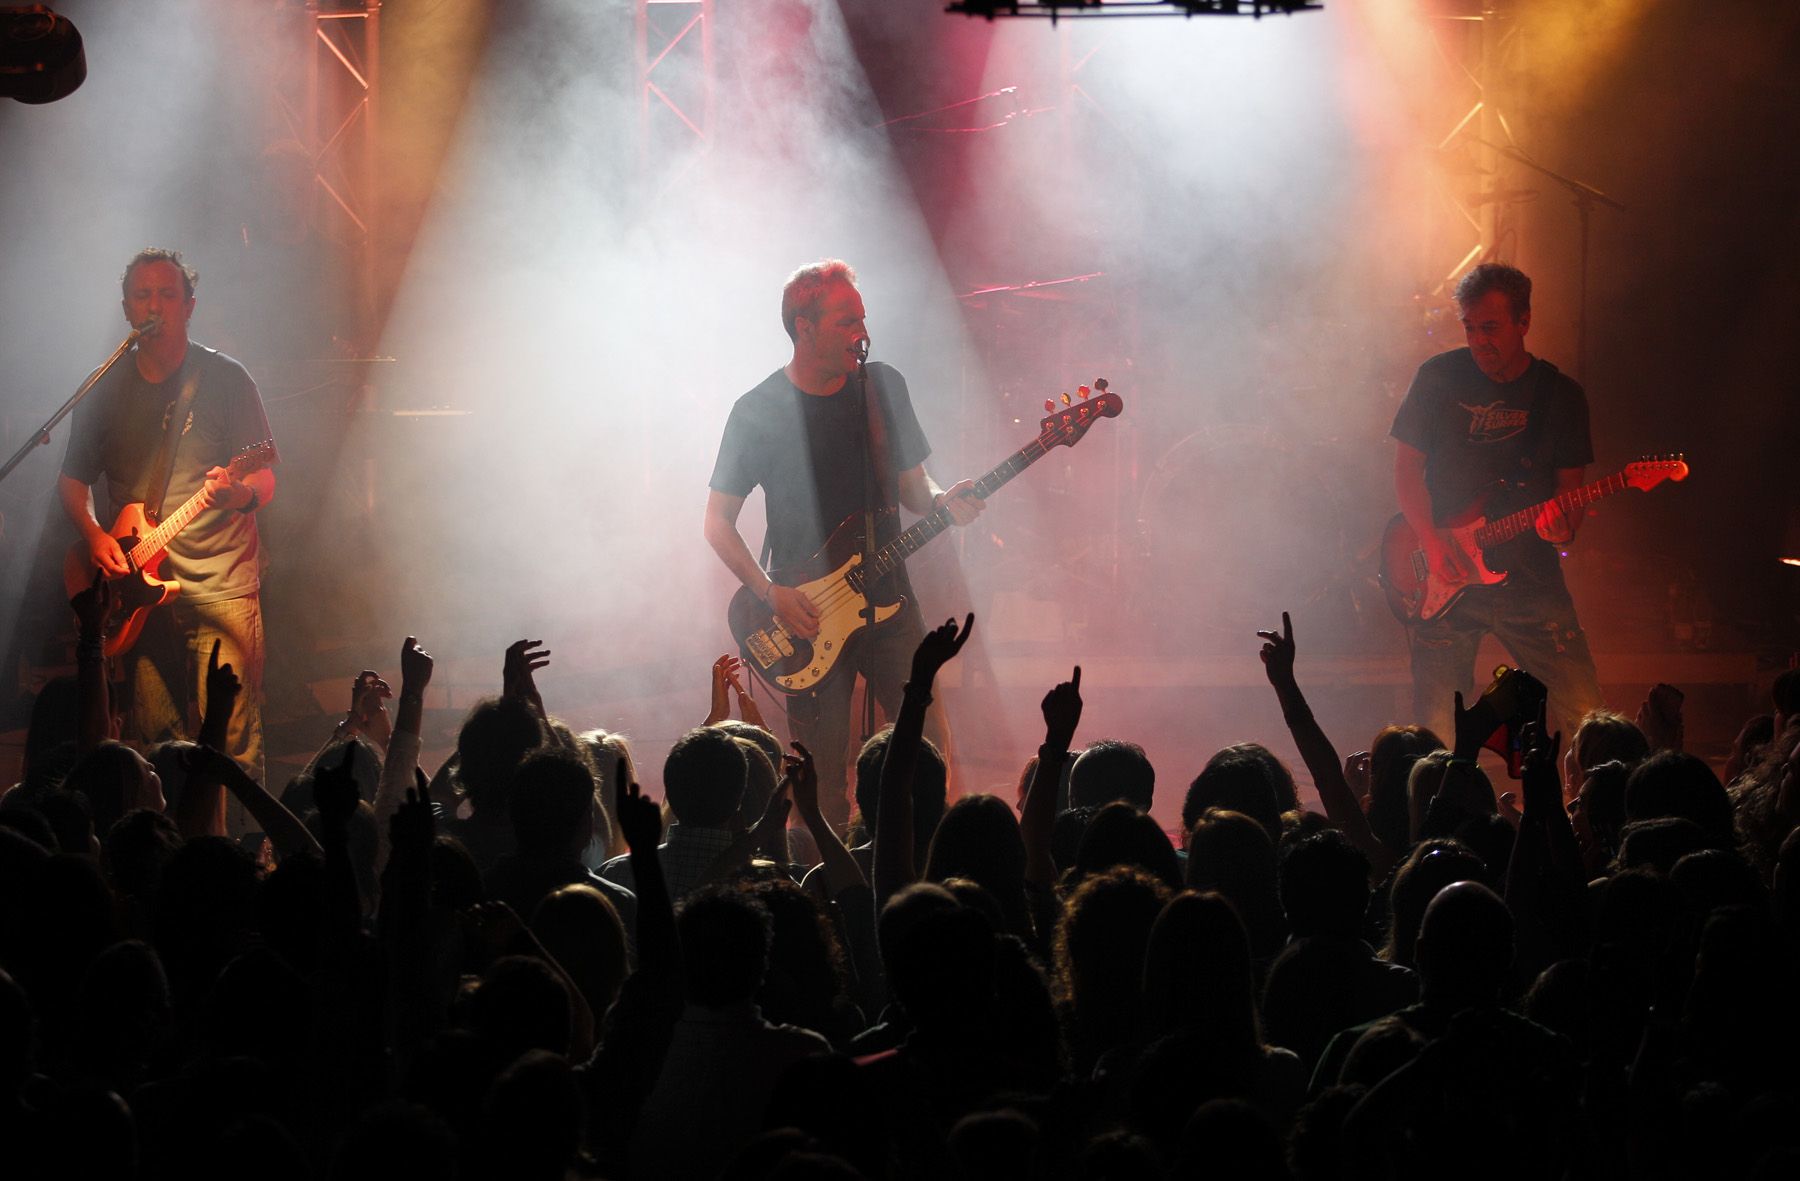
[1379, 454, 1688, 624]
[63, 440, 278, 657]
[730, 383, 1123, 695]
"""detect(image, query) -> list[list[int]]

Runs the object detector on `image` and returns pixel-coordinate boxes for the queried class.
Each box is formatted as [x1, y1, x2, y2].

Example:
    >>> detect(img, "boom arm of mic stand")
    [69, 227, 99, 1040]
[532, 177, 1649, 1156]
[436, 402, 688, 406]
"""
[0, 326, 144, 488]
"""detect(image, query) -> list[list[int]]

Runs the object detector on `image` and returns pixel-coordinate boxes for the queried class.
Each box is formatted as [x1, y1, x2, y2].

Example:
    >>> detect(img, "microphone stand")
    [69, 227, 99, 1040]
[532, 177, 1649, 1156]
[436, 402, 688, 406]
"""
[1472, 136, 1626, 380]
[856, 344, 879, 749]
[0, 324, 148, 488]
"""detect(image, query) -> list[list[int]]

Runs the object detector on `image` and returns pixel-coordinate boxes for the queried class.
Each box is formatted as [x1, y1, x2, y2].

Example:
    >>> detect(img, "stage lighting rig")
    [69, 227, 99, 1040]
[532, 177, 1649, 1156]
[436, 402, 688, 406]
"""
[947, 0, 1321, 20]
[0, 4, 84, 103]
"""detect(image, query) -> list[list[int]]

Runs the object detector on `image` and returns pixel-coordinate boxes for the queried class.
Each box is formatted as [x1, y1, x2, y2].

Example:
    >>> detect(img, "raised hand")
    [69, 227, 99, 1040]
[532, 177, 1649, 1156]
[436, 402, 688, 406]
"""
[345, 669, 392, 746]
[1041, 666, 1083, 751]
[615, 773, 664, 854]
[1452, 689, 1503, 762]
[707, 654, 741, 725]
[1344, 751, 1372, 801]
[503, 638, 549, 715]
[70, 567, 113, 637]
[748, 773, 792, 849]
[908, 613, 974, 689]
[460, 900, 526, 963]
[400, 635, 435, 693]
[205, 638, 242, 721]
[1256, 611, 1297, 687]
[390, 772, 435, 855]
[783, 741, 820, 817]
[1518, 717, 1563, 817]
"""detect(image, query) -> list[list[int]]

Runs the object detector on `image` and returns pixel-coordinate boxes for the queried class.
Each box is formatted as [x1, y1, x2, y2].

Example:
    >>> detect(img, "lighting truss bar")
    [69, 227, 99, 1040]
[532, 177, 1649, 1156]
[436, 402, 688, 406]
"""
[947, 2, 1322, 21]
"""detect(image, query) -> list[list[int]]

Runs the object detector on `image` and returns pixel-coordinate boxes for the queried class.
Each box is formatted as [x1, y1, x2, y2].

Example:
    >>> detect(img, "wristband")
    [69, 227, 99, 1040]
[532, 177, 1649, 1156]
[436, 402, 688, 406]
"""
[1038, 743, 1071, 762]
[1446, 756, 1478, 768]
[237, 487, 261, 515]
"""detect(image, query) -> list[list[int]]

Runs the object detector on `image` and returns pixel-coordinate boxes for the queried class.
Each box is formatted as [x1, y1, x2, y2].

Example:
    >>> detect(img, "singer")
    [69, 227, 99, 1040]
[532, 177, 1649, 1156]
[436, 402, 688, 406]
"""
[704, 259, 983, 826]
[58, 248, 278, 835]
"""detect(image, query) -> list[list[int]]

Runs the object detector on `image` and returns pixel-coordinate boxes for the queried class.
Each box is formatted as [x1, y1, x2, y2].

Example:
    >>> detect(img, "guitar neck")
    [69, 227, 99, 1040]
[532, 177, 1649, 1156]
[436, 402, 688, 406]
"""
[1475, 469, 1638, 547]
[130, 485, 212, 566]
[864, 438, 1054, 582]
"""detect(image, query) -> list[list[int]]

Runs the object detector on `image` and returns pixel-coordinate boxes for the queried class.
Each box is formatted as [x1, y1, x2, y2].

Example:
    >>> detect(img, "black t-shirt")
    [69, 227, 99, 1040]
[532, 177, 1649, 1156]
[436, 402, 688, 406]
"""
[61, 344, 275, 604]
[1390, 348, 1592, 573]
[709, 362, 932, 573]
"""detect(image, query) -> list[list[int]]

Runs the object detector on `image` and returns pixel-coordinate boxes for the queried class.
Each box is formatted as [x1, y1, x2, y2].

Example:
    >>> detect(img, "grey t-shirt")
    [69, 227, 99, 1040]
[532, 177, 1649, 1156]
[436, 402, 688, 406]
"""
[62, 343, 276, 605]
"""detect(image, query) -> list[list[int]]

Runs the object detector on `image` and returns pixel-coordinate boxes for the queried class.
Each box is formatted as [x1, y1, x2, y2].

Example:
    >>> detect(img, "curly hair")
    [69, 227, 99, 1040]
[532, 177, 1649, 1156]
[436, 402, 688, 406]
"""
[121, 247, 198, 300]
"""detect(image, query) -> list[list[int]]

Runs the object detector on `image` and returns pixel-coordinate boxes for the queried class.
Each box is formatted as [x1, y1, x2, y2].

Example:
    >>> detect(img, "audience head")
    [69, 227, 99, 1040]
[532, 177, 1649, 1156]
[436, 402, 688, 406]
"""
[879, 883, 995, 1032]
[467, 954, 572, 1059]
[1279, 828, 1372, 940]
[854, 726, 948, 858]
[1383, 839, 1488, 968]
[455, 696, 546, 812]
[664, 725, 750, 827]
[678, 884, 773, 1007]
[508, 747, 598, 855]
[1185, 745, 1284, 840]
[924, 794, 1026, 900]
[530, 884, 627, 1019]
[1185, 807, 1285, 959]
[1142, 890, 1259, 1048]
[1069, 739, 1155, 812]
[1367, 724, 1445, 854]
[62, 741, 163, 837]
[1625, 751, 1735, 845]
[1414, 880, 1513, 1004]
[1569, 709, 1650, 782]
[1053, 865, 1171, 1043]
[1070, 802, 1182, 890]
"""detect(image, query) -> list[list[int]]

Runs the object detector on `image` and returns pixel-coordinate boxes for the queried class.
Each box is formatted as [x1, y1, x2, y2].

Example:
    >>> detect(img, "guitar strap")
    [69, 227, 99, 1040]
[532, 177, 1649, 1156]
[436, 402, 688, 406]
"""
[142, 346, 207, 526]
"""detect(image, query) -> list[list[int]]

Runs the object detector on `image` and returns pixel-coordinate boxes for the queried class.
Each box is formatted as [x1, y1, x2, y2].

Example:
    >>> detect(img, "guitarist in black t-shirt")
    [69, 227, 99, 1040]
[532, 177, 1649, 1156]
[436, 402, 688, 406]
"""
[704, 260, 984, 826]
[1389, 263, 1604, 743]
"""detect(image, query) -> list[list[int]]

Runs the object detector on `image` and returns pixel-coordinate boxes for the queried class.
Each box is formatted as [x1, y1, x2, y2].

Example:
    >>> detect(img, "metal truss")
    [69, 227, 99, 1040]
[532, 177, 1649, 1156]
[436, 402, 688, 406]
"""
[636, 0, 714, 186]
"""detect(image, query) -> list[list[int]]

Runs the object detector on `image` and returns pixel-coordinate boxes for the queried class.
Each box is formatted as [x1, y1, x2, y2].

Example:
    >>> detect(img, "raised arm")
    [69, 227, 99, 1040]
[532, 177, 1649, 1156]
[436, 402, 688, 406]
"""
[616, 773, 677, 983]
[373, 638, 433, 874]
[1258, 612, 1389, 869]
[873, 614, 972, 911]
[788, 741, 866, 896]
[1504, 718, 1587, 969]
[1023, 667, 1081, 888]
[69, 571, 112, 754]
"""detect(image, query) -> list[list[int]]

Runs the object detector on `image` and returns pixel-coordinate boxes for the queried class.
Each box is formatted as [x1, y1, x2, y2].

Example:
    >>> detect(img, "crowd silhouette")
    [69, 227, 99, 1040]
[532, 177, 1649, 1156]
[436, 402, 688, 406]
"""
[4, 593, 1799, 1180]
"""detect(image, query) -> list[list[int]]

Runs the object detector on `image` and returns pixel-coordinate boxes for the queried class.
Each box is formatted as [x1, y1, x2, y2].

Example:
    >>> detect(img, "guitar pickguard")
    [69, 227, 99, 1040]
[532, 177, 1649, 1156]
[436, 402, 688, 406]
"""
[733, 552, 903, 694]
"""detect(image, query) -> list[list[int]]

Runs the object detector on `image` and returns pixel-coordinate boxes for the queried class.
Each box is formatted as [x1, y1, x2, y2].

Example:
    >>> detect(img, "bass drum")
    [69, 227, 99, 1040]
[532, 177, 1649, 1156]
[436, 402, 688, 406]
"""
[1133, 425, 1356, 651]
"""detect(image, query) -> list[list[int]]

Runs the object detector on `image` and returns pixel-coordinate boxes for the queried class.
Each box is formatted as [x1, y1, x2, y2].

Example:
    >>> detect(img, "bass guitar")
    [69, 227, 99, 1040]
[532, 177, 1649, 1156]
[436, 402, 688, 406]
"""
[63, 440, 277, 657]
[730, 383, 1123, 695]
[1379, 454, 1688, 624]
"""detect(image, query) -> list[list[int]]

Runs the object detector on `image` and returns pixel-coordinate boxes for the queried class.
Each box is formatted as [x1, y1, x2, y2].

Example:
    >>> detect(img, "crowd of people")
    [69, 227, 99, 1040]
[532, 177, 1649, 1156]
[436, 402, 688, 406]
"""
[4, 595, 1798, 1181]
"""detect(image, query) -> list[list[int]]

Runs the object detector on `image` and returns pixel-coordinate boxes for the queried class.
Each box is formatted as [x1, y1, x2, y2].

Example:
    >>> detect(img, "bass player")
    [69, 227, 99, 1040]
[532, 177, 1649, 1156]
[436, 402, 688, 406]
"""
[704, 259, 983, 827]
[59, 248, 277, 833]
[1391, 261, 1605, 742]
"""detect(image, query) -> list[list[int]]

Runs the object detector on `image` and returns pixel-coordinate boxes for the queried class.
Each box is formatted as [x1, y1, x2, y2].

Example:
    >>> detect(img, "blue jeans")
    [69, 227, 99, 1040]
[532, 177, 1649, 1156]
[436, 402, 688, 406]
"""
[1407, 568, 1604, 745]
[125, 592, 266, 836]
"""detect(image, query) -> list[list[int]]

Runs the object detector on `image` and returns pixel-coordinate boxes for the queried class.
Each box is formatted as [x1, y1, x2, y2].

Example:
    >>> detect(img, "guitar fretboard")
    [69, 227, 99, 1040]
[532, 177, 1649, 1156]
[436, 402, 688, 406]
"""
[1473, 469, 1639, 547]
[861, 438, 1056, 584]
[130, 486, 213, 566]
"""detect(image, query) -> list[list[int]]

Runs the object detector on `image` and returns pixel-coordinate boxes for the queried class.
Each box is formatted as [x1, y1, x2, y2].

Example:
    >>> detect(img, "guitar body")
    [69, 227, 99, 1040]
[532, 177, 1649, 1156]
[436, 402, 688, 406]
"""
[1378, 455, 1689, 625]
[730, 510, 905, 696]
[1379, 510, 1507, 624]
[63, 502, 180, 658]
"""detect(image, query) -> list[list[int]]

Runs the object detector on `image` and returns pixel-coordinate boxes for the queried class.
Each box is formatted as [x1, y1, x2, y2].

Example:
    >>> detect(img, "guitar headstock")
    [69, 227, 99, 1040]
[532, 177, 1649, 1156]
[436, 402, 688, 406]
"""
[1623, 453, 1689, 492]
[227, 439, 279, 479]
[1039, 379, 1123, 450]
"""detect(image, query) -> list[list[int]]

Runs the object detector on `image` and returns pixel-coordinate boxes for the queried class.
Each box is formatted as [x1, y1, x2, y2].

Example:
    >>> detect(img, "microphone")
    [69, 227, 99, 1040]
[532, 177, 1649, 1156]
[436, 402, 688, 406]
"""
[133, 314, 161, 337]
[854, 336, 870, 365]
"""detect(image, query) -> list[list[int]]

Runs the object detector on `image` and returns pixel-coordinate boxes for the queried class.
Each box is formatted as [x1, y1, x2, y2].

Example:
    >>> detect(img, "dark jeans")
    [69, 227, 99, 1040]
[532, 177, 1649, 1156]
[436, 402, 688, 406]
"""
[782, 595, 949, 830]
[1407, 567, 1604, 744]
[124, 592, 266, 836]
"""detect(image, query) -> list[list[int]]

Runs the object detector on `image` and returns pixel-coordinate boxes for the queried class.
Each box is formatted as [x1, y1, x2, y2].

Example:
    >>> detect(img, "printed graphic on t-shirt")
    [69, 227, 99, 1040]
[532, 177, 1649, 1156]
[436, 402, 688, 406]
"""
[1459, 401, 1528, 443]
[160, 402, 195, 437]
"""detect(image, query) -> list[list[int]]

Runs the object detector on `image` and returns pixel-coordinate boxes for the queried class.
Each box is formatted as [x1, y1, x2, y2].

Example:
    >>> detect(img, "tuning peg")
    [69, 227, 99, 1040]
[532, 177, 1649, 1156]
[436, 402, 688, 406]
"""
[1060, 392, 1072, 406]
[1078, 385, 1090, 399]
[1094, 378, 1108, 391]
[1044, 399, 1055, 413]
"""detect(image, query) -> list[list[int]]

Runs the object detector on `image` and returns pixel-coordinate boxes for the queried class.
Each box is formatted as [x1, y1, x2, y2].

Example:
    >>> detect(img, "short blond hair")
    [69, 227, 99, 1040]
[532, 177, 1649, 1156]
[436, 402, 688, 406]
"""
[781, 259, 856, 341]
